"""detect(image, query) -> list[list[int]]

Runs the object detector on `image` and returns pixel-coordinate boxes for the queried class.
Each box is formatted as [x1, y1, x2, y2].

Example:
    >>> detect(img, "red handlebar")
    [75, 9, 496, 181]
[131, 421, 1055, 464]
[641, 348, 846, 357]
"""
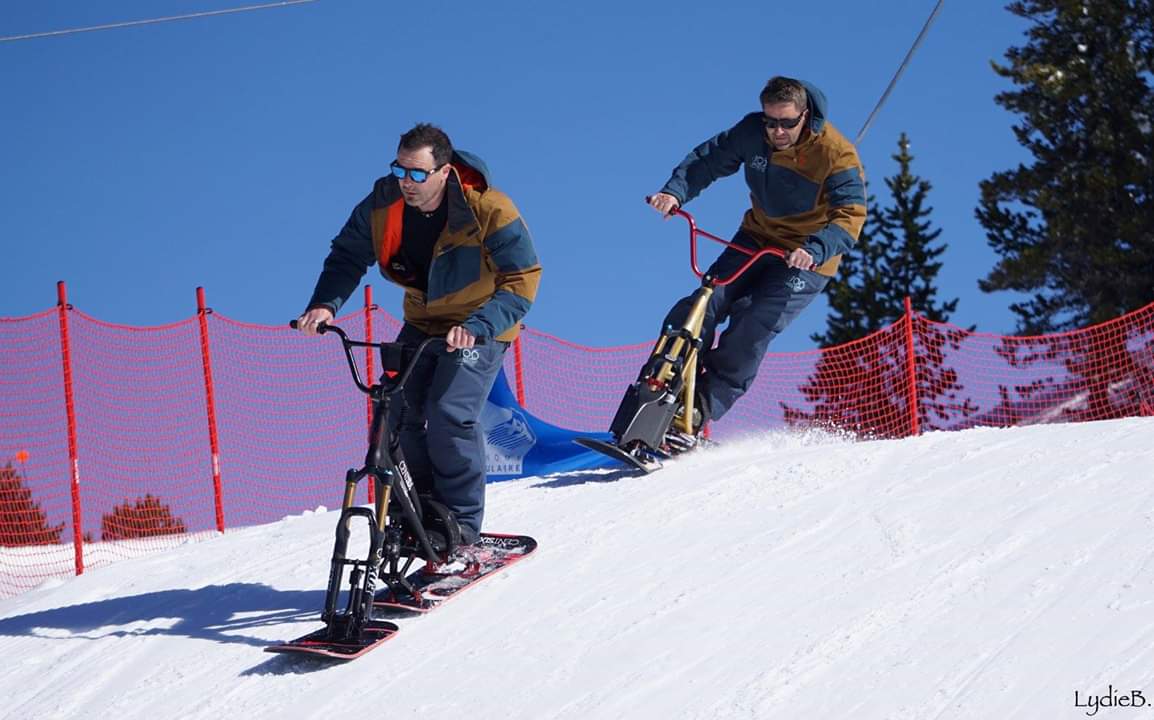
[651, 199, 785, 286]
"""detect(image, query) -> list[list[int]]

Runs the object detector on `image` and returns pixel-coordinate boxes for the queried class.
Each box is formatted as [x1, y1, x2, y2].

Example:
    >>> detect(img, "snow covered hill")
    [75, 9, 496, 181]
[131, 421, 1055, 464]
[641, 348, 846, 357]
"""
[2, 418, 1153, 720]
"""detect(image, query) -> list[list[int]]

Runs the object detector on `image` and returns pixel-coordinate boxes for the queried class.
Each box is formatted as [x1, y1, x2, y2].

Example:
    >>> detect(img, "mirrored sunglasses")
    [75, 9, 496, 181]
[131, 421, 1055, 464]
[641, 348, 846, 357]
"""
[390, 161, 443, 183]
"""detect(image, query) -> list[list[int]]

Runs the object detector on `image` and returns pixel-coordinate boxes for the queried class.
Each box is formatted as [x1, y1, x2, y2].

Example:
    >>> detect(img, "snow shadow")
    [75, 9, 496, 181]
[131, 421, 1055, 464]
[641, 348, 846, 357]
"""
[530, 467, 643, 488]
[0, 583, 323, 650]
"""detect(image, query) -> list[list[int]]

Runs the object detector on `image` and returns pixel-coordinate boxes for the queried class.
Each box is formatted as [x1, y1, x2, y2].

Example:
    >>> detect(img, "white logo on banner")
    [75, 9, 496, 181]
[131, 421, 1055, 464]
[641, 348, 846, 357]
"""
[481, 402, 537, 475]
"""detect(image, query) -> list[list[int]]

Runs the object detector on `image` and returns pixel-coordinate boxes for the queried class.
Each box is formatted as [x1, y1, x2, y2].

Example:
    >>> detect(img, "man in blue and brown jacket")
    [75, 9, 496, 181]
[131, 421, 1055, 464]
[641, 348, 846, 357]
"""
[297, 123, 541, 547]
[649, 76, 866, 451]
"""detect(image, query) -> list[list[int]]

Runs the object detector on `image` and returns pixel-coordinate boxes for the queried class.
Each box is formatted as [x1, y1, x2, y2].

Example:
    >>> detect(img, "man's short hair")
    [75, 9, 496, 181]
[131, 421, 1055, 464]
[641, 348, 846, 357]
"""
[759, 77, 808, 111]
[398, 123, 453, 167]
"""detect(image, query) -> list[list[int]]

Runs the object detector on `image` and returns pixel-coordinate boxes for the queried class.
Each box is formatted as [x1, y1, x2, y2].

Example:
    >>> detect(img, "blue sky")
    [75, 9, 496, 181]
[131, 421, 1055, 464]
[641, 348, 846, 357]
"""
[1, 0, 1033, 351]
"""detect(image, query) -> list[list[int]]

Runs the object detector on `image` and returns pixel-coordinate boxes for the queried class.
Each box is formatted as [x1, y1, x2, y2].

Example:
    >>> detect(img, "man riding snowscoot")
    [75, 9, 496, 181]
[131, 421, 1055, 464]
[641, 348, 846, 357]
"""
[580, 76, 866, 471]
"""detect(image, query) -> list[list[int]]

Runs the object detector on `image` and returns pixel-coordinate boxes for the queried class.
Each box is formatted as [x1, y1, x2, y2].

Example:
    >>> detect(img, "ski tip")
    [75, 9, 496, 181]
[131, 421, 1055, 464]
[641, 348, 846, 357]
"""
[264, 620, 400, 660]
[574, 437, 662, 474]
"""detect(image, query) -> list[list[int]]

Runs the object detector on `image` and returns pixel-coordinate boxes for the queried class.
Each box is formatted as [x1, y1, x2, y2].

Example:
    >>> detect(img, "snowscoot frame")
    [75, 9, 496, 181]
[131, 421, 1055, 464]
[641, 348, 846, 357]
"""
[588, 205, 785, 468]
[288, 320, 464, 643]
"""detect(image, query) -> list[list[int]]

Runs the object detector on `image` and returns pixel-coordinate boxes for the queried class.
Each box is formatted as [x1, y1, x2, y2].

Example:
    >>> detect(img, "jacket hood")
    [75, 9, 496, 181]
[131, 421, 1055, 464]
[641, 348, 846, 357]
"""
[798, 79, 828, 134]
[451, 149, 491, 191]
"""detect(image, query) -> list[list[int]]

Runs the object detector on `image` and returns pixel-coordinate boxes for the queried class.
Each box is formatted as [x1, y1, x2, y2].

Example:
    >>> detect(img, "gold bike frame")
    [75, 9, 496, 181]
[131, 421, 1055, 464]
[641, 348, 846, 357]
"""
[650, 285, 714, 434]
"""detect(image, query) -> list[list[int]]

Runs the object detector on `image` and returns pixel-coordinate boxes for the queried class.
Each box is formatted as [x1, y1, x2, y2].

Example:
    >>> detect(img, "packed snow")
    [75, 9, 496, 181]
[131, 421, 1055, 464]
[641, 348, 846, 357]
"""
[2, 418, 1153, 719]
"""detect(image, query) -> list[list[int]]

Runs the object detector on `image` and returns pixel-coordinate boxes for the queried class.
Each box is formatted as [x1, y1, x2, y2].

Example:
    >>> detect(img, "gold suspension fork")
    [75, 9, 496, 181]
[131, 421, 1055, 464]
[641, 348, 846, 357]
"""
[341, 475, 390, 530]
[653, 285, 713, 434]
[341, 478, 358, 511]
[375, 481, 390, 533]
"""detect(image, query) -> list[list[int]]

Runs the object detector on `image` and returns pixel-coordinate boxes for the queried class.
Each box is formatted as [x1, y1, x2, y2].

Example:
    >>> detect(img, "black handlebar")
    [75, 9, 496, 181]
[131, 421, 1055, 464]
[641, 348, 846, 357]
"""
[289, 320, 484, 395]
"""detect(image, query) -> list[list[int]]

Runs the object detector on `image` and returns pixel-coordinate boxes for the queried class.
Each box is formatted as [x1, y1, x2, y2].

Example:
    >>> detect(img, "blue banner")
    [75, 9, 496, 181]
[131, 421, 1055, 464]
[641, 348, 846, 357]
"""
[481, 369, 615, 479]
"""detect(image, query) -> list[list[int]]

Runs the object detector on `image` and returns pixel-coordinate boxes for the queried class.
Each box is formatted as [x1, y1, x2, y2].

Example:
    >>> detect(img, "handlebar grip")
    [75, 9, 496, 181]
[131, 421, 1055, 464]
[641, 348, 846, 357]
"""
[645, 194, 681, 218]
[289, 319, 330, 334]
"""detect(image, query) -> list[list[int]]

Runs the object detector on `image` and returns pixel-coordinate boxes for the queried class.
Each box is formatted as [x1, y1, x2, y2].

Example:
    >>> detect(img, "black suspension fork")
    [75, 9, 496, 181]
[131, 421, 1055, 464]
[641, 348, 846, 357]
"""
[318, 390, 407, 636]
[319, 467, 386, 638]
[290, 322, 457, 635]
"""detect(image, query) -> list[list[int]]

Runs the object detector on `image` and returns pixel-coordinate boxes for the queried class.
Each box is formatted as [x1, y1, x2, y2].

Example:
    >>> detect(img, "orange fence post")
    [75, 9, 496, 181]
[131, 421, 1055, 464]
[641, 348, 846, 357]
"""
[364, 285, 375, 505]
[903, 296, 921, 437]
[56, 281, 85, 575]
[196, 287, 226, 533]
[513, 329, 527, 408]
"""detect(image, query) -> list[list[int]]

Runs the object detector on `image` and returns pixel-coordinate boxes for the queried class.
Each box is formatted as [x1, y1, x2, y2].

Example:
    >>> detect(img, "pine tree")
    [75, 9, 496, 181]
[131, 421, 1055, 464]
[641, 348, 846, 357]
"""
[880, 134, 959, 324]
[101, 494, 186, 542]
[789, 133, 974, 437]
[0, 460, 65, 547]
[977, 1, 1154, 424]
[814, 133, 959, 347]
[977, 0, 1154, 333]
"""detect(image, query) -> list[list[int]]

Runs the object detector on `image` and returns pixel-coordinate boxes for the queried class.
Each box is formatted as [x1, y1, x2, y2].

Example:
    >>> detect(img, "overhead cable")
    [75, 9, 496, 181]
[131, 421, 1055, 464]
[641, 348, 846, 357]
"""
[0, 0, 318, 43]
[855, 0, 945, 145]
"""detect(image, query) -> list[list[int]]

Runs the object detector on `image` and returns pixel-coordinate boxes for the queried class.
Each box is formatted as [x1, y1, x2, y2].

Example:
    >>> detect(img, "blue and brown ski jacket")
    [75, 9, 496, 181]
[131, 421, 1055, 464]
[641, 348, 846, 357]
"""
[659, 80, 866, 276]
[306, 151, 541, 342]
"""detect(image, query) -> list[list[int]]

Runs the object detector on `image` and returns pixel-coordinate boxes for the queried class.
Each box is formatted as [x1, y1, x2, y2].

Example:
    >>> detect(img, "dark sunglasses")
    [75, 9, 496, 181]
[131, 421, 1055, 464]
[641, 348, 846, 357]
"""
[390, 161, 444, 183]
[763, 113, 805, 130]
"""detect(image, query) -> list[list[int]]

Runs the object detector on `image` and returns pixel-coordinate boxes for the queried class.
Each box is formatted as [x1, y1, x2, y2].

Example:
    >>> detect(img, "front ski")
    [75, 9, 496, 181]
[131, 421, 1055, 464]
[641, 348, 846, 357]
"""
[374, 533, 537, 613]
[264, 619, 400, 661]
[574, 437, 662, 474]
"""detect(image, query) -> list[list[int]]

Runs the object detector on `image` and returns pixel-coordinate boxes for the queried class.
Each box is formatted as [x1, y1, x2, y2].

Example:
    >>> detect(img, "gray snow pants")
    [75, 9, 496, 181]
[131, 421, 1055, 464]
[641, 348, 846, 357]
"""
[387, 323, 507, 538]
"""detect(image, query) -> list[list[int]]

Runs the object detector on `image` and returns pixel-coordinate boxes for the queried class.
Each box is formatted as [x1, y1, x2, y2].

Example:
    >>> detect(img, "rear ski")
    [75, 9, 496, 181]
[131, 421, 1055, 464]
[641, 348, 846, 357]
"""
[374, 533, 537, 613]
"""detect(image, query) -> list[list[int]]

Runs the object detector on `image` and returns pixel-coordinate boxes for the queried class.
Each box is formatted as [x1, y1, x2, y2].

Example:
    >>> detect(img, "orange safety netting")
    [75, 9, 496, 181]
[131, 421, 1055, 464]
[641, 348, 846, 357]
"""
[2, 297, 1152, 597]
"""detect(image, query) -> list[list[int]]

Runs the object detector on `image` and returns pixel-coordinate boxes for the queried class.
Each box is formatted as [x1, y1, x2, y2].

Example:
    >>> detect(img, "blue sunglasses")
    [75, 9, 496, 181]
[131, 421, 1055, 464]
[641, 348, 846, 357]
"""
[390, 161, 444, 183]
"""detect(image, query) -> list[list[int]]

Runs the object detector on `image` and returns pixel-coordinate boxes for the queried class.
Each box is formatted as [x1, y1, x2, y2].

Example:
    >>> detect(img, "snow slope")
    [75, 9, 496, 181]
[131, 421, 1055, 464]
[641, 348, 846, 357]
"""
[2, 418, 1153, 720]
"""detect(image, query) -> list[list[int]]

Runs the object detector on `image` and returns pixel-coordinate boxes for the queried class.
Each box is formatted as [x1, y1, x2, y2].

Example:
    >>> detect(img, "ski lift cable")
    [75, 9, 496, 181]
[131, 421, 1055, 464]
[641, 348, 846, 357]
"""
[855, 0, 945, 145]
[0, 0, 319, 44]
